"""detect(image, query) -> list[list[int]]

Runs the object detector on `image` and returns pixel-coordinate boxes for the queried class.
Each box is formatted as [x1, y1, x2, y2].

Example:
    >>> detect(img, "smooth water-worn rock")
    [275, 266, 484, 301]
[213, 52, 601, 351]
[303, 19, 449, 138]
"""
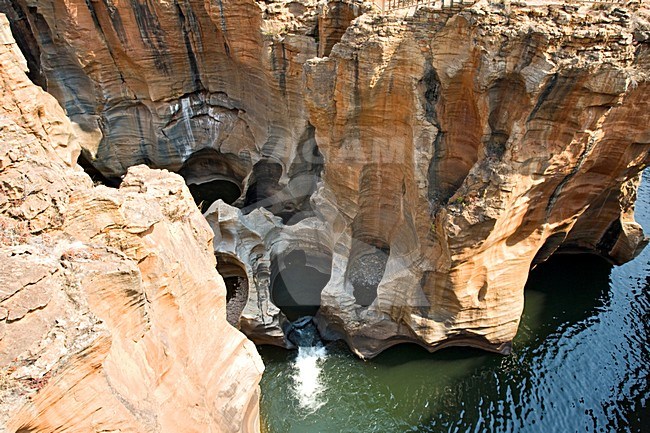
[303, 2, 650, 357]
[286, 316, 323, 347]
[0, 16, 263, 432]
[0, 0, 325, 191]
[3, 0, 649, 359]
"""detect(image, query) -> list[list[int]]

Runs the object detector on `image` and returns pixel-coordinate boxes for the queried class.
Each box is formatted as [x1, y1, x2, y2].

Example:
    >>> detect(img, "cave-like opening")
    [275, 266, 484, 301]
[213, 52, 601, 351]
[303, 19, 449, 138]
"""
[243, 160, 283, 210]
[270, 249, 332, 321]
[188, 179, 241, 212]
[242, 132, 324, 225]
[216, 253, 249, 327]
[77, 151, 122, 187]
[523, 252, 612, 336]
[179, 148, 248, 213]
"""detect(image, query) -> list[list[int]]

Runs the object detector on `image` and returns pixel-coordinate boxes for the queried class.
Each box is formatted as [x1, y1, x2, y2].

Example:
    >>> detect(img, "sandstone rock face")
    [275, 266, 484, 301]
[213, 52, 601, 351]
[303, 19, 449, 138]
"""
[2, 0, 650, 359]
[303, 3, 650, 356]
[0, 0, 324, 201]
[0, 15, 263, 432]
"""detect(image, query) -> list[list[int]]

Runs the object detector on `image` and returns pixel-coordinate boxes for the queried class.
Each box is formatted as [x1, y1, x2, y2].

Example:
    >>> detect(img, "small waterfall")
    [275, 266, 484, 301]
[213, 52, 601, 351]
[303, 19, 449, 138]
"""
[293, 345, 327, 412]
[286, 317, 328, 412]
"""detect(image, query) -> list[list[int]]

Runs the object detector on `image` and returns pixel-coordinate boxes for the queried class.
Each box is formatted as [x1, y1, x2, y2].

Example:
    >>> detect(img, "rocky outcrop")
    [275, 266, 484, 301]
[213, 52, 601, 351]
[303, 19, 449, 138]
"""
[200, 1, 650, 358]
[2, 0, 649, 359]
[0, 0, 324, 206]
[0, 14, 262, 432]
[302, 2, 650, 356]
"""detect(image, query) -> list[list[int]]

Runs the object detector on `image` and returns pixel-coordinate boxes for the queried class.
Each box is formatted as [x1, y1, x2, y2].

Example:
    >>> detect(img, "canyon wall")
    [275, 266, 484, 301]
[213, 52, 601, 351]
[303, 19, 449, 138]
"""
[1, 0, 649, 359]
[302, 2, 650, 356]
[0, 15, 263, 432]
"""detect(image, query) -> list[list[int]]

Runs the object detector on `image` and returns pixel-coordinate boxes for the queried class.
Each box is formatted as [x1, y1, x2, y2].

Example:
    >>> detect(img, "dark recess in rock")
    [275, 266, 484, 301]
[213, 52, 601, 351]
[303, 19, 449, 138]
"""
[596, 217, 623, 258]
[0, 1, 45, 88]
[189, 179, 241, 213]
[243, 159, 284, 210]
[77, 151, 122, 187]
[271, 249, 332, 321]
[421, 67, 440, 124]
[216, 253, 249, 327]
[348, 242, 389, 307]
[281, 124, 324, 224]
[531, 231, 568, 266]
[179, 148, 247, 211]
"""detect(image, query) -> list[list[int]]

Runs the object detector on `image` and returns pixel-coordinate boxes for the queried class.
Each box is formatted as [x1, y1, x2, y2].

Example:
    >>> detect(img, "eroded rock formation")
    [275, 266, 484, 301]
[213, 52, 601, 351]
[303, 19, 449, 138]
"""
[303, 2, 650, 356]
[2, 0, 649, 360]
[0, 15, 262, 432]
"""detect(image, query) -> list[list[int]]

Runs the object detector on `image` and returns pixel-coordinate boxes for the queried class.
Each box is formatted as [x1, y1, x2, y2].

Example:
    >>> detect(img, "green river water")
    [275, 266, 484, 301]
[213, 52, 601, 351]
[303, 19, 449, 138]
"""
[259, 174, 649, 433]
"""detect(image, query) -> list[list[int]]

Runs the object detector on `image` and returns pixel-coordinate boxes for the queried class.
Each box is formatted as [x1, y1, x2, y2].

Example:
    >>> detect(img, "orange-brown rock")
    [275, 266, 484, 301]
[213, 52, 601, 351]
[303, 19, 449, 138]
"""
[303, 2, 650, 356]
[0, 0, 324, 187]
[0, 14, 262, 432]
[2, 0, 649, 361]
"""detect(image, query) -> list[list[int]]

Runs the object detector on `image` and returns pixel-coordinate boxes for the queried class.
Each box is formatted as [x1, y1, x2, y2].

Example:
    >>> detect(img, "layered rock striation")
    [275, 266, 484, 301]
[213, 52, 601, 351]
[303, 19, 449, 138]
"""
[0, 14, 262, 432]
[2, 0, 649, 359]
[303, 2, 650, 356]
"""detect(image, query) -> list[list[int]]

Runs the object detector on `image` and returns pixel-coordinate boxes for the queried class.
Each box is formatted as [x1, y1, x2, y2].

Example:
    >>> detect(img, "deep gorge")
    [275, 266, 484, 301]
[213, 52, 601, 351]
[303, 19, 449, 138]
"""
[0, 0, 648, 431]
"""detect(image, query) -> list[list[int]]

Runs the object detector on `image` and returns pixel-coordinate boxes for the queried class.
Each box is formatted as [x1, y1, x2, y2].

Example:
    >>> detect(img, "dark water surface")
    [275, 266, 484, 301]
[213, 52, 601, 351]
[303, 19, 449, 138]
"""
[259, 174, 649, 433]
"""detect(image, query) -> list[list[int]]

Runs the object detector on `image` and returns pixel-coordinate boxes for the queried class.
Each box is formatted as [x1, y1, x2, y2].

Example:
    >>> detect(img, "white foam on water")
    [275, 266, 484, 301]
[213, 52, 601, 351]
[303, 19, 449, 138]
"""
[292, 345, 328, 413]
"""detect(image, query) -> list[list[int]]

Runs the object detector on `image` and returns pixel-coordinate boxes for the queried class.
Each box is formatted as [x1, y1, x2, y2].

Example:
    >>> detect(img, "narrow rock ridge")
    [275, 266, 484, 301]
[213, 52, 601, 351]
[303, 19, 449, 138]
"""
[2, 0, 649, 360]
[0, 15, 263, 432]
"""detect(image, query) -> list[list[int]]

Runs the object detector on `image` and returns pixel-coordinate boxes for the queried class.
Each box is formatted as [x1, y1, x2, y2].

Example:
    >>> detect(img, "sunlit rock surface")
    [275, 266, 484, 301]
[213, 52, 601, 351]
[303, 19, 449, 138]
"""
[0, 15, 263, 432]
[2, 0, 649, 359]
[303, 2, 650, 357]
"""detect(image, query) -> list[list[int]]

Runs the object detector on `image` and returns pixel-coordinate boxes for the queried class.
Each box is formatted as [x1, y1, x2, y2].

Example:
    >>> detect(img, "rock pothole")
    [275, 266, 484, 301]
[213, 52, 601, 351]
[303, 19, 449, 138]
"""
[348, 246, 389, 307]
[216, 254, 249, 327]
[270, 249, 332, 321]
